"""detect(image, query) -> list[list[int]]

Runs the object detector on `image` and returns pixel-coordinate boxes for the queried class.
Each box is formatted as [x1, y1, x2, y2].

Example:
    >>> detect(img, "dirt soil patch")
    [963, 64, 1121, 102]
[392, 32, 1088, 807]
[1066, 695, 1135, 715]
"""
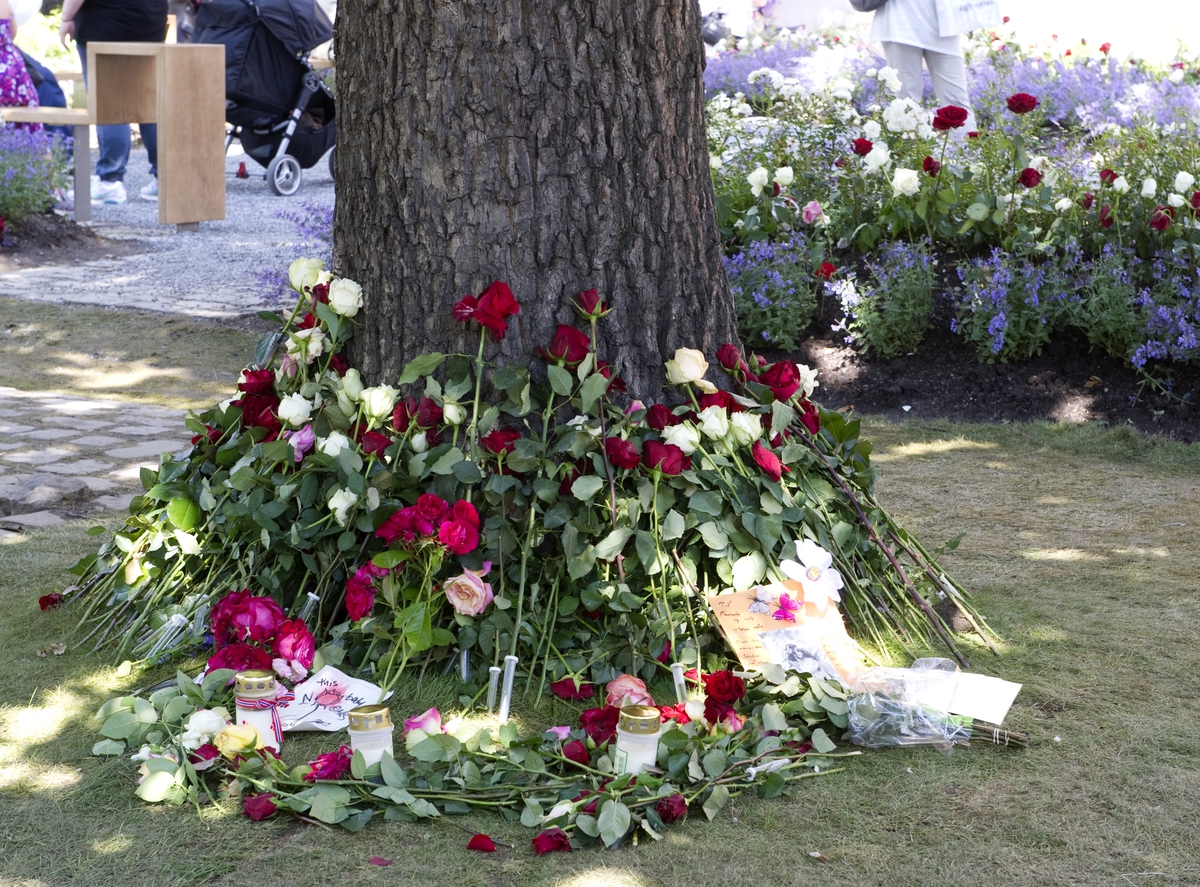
[0, 212, 146, 271]
[794, 323, 1200, 443]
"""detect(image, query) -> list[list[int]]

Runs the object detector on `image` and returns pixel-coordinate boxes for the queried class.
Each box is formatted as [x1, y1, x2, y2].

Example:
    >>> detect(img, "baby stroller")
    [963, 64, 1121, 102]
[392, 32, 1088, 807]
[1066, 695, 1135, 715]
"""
[195, 0, 336, 196]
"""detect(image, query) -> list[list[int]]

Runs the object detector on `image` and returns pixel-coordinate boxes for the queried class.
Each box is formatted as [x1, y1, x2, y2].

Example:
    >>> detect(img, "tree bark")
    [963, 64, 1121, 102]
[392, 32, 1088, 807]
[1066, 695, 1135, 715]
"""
[333, 0, 739, 401]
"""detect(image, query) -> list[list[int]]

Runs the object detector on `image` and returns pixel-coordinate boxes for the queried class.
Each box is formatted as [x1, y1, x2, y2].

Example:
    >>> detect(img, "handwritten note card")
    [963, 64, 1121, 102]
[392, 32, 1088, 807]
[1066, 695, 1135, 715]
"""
[277, 666, 386, 732]
[707, 581, 866, 682]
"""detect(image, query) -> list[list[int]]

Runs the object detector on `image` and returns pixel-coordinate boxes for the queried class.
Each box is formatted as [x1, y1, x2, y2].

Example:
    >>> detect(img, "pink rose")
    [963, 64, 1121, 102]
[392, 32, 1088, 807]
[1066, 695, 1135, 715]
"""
[273, 619, 315, 668]
[604, 674, 654, 708]
[801, 201, 823, 225]
[444, 564, 494, 616]
[438, 519, 479, 555]
[403, 707, 443, 734]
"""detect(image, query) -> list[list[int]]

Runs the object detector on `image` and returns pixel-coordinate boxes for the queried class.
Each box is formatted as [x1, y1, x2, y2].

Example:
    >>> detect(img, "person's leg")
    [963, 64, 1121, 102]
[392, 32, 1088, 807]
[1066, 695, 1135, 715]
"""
[881, 41, 925, 103]
[77, 43, 131, 183]
[141, 123, 158, 178]
[923, 49, 978, 131]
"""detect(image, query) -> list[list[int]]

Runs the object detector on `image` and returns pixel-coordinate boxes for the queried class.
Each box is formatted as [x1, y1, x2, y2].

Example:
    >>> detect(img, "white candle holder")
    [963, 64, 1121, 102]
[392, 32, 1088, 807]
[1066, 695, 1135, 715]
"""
[348, 704, 394, 767]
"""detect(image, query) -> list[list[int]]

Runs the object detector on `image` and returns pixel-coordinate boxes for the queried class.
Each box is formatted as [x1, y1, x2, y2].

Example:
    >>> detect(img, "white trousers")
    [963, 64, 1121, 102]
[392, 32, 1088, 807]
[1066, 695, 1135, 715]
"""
[882, 41, 977, 131]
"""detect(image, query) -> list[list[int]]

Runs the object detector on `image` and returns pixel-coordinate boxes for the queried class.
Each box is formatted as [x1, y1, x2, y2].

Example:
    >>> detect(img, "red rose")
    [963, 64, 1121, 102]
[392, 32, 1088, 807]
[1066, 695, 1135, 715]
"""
[343, 571, 374, 619]
[1006, 92, 1039, 114]
[1150, 206, 1173, 232]
[38, 593, 64, 611]
[645, 403, 678, 431]
[238, 393, 282, 440]
[466, 834, 497, 852]
[1017, 167, 1042, 188]
[751, 439, 785, 481]
[242, 792, 278, 821]
[604, 436, 641, 470]
[967, 130, 979, 138]
[798, 399, 820, 434]
[758, 360, 802, 401]
[453, 499, 479, 529]
[273, 618, 316, 668]
[551, 676, 596, 700]
[922, 156, 941, 177]
[415, 494, 449, 525]
[562, 739, 590, 768]
[596, 360, 626, 394]
[414, 397, 443, 429]
[191, 425, 223, 446]
[532, 827, 572, 855]
[188, 743, 221, 770]
[237, 368, 276, 396]
[1192, 191, 1200, 211]
[703, 697, 736, 725]
[227, 594, 285, 646]
[579, 705, 620, 746]
[1099, 205, 1114, 229]
[932, 104, 968, 130]
[296, 312, 319, 330]
[391, 397, 418, 433]
[703, 669, 746, 703]
[481, 428, 520, 455]
[540, 324, 592, 366]
[452, 281, 520, 340]
[575, 288, 611, 320]
[359, 430, 391, 457]
[814, 261, 836, 281]
[658, 703, 691, 725]
[1099, 168, 1118, 185]
[1082, 192, 1095, 209]
[438, 519, 479, 555]
[641, 440, 687, 476]
[304, 745, 353, 781]
[1099, 42, 1111, 54]
[699, 391, 743, 413]
[206, 643, 273, 674]
[327, 353, 350, 376]
[656, 641, 672, 663]
[656, 793, 688, 824]
[851, 137, 873, 156]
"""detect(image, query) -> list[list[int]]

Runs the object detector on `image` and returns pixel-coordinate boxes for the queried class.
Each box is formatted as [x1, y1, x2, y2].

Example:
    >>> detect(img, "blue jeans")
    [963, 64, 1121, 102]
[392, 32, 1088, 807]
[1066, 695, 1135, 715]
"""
[78, 45, 159, 183]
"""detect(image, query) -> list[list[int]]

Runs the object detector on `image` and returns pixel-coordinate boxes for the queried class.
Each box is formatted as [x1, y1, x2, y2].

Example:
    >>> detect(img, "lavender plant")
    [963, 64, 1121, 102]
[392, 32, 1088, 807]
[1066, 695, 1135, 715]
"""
[0, 128, 68, 224]
[255, 200, 334, 299]
[724, 233, 818, 350]
[832, 241, 934, 359]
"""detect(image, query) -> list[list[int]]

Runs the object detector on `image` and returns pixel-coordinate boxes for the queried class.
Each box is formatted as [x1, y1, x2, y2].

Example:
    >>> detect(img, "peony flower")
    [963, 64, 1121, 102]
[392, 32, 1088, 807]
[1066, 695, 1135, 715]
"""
[747, 166, 770, 197]
[773, 166, 794, 187]
[214, 724, 263, 758]
[304, 745, 353, 781]
[277, 393, 312, 427]
[551, 677, 595, 700]
[1141, 178, 1157, 199]
[605, 674, 654, 707]
[288, 257, 325, 293]
[1174, 171, 1195, 194]
[443, 564, 493, 615]
[779, 539, 845, 614]
[891, 167, 920, 197]
[243, 792, 278, 820]
[696, 405, 730, 441]
[1112, 176, 1130, 194]
[328, 488, 358, 526]
[662, 423, 701, 455]
[361, 385, 399, 424]
[663, 348, 710, 386]
[1006, 92, 1039, 114]
[532, 827, 572, 855]
[327, 278, 364, 316]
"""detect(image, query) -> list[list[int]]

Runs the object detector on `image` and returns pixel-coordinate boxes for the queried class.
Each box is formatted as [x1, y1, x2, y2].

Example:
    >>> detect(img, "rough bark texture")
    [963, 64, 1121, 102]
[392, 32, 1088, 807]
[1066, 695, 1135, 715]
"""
[334, 0, 739, 401]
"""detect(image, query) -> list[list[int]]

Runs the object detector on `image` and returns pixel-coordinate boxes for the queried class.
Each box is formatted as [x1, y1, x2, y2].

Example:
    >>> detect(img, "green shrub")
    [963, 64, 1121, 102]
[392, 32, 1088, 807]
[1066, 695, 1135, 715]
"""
[0, 129, 68, 224]
[833, 241, 934, 358]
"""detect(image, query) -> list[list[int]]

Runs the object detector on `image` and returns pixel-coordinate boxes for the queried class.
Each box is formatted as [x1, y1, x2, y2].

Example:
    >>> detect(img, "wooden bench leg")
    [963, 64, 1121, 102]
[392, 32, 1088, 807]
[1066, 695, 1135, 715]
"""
[73, 123, 91, 224]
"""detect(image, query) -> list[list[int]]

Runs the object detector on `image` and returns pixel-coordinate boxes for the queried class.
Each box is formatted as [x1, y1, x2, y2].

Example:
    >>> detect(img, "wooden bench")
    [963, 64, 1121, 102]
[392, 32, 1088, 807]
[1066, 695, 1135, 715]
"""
[0, 106, 95, 222]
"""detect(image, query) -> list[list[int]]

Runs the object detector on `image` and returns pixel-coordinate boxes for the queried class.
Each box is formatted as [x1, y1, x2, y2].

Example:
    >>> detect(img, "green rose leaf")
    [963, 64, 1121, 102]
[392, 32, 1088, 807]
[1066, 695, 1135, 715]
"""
[594, 528, 633, 561]
[166, 497, 201, 532]
[579, 372, 610, 415]
[703, 784, 730, 821]
[99, 712, 143, 740]
[811, 727, 837, 754]
[547, 364, 574, 397]
[91, 739, 126, 756]
[598, 799, 632, 847]
[396, 352, 446, 385]
[571, 475, 605, 503]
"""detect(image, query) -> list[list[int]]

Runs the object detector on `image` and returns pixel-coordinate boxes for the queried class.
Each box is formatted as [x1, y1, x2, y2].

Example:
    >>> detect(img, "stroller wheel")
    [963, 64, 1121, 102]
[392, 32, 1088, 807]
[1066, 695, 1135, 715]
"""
[266, 154, 302, 196]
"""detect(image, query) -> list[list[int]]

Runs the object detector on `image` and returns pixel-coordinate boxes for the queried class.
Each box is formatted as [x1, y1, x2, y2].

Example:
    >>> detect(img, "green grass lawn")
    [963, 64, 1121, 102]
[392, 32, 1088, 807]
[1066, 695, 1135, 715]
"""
[4, 417, 1199, 887]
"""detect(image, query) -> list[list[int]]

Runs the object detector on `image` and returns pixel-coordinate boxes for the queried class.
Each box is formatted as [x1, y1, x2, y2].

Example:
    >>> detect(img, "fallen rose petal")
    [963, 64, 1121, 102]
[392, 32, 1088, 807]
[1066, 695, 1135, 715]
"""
[369, 856, 393, 867]
[467, 834, 497, 852]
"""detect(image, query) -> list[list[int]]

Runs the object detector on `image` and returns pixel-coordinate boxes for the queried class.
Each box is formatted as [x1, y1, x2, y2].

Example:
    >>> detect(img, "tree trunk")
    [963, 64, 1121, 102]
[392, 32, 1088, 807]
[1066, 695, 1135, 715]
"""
[333, 0, 739, 402]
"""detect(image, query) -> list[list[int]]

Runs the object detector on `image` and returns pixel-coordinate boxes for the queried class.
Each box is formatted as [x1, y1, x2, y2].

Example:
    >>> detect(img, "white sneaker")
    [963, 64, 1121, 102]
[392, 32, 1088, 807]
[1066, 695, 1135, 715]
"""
[92, 179, 127, 205]
[140, 178, 158, 201]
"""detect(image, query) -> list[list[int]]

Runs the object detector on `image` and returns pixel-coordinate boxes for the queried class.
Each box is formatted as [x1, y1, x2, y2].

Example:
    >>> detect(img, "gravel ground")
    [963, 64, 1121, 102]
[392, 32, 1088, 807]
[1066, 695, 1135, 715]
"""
[0, 141, 334, 318]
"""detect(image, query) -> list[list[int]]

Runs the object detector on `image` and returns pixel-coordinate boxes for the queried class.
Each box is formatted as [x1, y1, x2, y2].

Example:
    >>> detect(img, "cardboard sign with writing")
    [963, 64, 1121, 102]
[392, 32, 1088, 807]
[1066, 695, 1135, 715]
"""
[707, 581, 865, 682]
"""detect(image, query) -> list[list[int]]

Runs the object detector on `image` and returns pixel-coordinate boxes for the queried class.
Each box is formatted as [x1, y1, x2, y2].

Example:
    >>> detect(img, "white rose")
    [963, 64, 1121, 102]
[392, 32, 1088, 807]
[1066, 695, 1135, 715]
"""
[277, 393, 312, 427]
[662, 423, 701, 455]
[286, 326, 326, 362]
[1174, 171, 1195, 193]
[443, 400, 467, 426]
[317, 432, 351, 457]
[863, 145, 891, 174]
[327, 278, 364, 317]
[747, 166, 770, 197]
[697, 405, 730, 441]
[891, 167, 920, 197]
[360, 385, 398, 423]
[1141, 178, 1157, 199]
[773, 166, 794, 187]
[710, 154, 723, 170]
[328, 488, 358, 526]
[411, 431, 429, 453]
[336, 389, 356, 419]
[1169, 68, 1185, 84]
[341, 368, 364, 401]
[1168, 193, 1186, 208]
[1112, 176, 1130, 194]
[185, 708, 230, 740]
[1054, 197, 1074, 212]
[664, 348, 710, 385]
[797, 363, 819, 398]
[288, 257, 325, 292]
[862, 119, 881, 140]
[728, 411, 761, 448]
[916, 122, 934, 140]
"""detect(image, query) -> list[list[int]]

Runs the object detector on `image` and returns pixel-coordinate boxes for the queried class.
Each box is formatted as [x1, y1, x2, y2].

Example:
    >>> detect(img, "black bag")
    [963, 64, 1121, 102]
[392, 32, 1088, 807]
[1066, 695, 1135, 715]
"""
[18, 50, 44, 87]
[848, 0, 889, 11]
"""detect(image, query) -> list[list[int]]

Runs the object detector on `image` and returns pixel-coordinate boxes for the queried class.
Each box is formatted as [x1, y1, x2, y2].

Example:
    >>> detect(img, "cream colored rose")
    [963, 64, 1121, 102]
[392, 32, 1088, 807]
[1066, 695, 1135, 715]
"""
[288, 257, 325, 293]
[1174, 171, 1195, 193]
[328, 278, 364, 317]
[318, 432, 351, 457]
[747, 166, 770, 197]
[286, 326, 326, 362]
[697, 405, 730, 441]
[443, 400, 467, 426]
[328, 487, 358, 526]
[340, 368, 364, 401]
[1141, 178, 1157, 199]
[277, 393, 312, 427]
[892, 167, 920, 197]
[213, 723, 263, 758]
[662, 422, 701, 455]
[1112, 176, 1130, 194]
[728, 411, 761, 448]
[360, 385, 398, 423]
[444, 566, 494, 616]
[773, 166, 794, 187]
[797, 363, 819, 398]
[664, 348, 710, 385]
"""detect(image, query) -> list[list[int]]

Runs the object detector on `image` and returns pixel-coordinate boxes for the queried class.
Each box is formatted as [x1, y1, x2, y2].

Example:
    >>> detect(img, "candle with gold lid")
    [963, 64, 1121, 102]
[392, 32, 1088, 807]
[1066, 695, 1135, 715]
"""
[612, 704, 662, 774]
[347, 704, 395, 766]
[234, 670, 290, 753]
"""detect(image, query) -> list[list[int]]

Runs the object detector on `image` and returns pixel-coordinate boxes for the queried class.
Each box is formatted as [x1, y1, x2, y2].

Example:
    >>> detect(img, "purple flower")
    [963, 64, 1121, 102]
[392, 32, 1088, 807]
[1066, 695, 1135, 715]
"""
[284, 423, 316, 462]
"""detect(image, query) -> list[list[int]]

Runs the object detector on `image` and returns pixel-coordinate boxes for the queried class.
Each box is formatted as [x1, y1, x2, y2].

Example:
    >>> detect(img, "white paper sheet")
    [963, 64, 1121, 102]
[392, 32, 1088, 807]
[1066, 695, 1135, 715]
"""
[276, 666, 387, 732]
